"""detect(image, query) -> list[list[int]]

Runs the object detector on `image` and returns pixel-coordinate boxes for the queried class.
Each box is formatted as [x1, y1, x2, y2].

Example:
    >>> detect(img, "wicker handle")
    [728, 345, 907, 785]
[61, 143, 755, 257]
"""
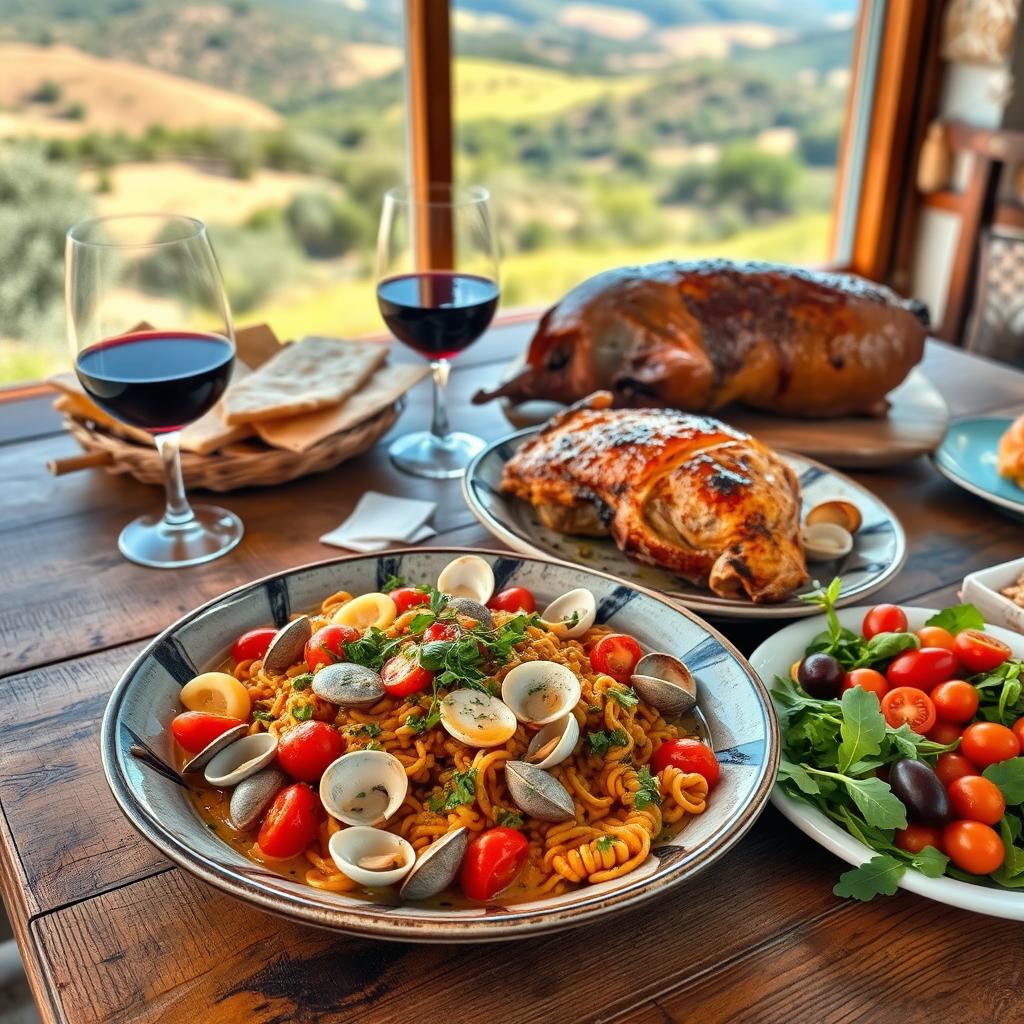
[47, 450, 114, 476]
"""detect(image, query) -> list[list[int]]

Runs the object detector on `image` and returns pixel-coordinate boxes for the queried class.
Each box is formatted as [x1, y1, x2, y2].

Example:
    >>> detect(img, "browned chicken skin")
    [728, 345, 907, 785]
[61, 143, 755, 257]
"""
[475, 260, 927, 417]
[501, 392, 809, 603]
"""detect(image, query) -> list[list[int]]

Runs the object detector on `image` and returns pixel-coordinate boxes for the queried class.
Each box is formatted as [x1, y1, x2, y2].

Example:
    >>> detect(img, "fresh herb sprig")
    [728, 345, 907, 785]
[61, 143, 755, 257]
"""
[428, 768, 478, 813]
[587, 728, 629, 756]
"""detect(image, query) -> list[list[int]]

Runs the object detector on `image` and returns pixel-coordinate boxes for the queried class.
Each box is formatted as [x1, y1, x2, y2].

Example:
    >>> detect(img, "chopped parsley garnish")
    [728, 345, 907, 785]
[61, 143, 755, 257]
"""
[381, 575, 406, 593]
[595, 835, 616, 853]
[292, 703, 314, 721]
[588, 704, 602, 714]
[252, 710, 275, 723]
[608, 686, 639, 709]
[356, 791, 366, 799]
[348, 722, 382, 739]
[343, 627, 403, 671]
[428, 768, 478, 813]
[366, 740, 383, 751]
[495, 807, 524, 829]
[586, 728, 629, 756]
[633, 766, 662, 810]
[405, 711, 440, 734]
[290, 673, 313, 691]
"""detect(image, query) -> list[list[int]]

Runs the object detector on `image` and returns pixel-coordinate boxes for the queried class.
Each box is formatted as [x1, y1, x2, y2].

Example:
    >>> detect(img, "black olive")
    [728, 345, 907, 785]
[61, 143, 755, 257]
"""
[797, 653, 844, 699]
[889, 758, 949, 825]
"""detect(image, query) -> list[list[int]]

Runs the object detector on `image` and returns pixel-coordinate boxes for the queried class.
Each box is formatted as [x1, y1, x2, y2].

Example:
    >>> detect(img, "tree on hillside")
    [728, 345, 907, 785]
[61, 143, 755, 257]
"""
[712, 143, 801, 216]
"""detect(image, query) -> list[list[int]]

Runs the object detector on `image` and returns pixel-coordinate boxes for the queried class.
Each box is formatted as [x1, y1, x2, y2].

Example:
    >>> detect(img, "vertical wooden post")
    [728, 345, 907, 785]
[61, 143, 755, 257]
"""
[405, 0, 454, 271]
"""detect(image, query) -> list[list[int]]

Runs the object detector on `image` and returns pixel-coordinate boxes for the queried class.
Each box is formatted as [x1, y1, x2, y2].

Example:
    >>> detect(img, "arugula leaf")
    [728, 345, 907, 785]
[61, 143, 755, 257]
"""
[860, 631, 919, 664]
[925, 604, 985, 634]
[608, 686, 640, 709]
[983, 757, 1024, 804]
[911, 845, 950, 878]
[806, 768, 907, 829]
[587, 728, 629, 756]
[381, 575, 406, 594]
[633, 765, 662, 809]
[777, 758, 820, 795]
[992, 815, 1024, 885]
[833, 854, 905, 901]
[837, 686, 886, 774]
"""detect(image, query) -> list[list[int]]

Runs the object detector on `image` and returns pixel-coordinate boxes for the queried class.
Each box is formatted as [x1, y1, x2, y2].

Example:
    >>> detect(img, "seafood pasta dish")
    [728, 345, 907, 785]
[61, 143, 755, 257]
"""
[169, 555, 719, 905]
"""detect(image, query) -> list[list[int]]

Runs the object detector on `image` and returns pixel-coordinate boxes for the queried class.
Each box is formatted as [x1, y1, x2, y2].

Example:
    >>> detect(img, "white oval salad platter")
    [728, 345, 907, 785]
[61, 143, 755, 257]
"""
[751, 605, 1024, 921]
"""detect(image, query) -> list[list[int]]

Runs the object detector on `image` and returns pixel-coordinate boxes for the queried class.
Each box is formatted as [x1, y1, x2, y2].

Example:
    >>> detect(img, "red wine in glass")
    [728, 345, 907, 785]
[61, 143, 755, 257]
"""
[376, 271, 499, 360]
[75, 329, 234, 433]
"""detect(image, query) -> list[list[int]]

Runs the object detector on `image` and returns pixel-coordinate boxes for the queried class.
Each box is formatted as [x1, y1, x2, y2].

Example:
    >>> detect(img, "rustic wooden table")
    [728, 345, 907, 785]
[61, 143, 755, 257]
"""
[2, 323, 1024, 1024]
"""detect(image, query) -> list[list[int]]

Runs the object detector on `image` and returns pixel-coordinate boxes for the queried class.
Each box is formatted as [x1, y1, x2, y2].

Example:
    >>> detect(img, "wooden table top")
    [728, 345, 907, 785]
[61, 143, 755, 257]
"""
[2, 323, 1024, 1024]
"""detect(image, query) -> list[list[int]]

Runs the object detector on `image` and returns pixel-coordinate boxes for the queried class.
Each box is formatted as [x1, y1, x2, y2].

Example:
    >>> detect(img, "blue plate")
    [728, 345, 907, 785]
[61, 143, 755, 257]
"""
[933, 417, 1024, 518]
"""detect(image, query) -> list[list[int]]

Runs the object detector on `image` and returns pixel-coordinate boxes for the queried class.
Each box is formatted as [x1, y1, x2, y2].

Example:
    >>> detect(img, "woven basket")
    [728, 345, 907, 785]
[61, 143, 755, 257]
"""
[63, 401, 400, 492]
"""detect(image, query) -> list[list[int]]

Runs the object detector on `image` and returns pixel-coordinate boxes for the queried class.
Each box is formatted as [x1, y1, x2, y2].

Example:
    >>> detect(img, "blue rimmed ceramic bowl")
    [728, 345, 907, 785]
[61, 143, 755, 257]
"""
[933, 417, 1024, 519]
[101, 548, 778, 942]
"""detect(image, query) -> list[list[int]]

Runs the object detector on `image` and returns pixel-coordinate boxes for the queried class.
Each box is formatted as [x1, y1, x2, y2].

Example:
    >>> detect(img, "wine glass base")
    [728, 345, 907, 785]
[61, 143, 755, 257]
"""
[388, 430, 486, 479]
[118, 505, 244, 569]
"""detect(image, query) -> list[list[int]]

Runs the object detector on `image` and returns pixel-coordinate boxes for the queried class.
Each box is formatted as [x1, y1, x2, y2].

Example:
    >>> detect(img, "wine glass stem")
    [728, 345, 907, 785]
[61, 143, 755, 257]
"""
[430, 359, 452, 440]
[154, 431, 195, 527]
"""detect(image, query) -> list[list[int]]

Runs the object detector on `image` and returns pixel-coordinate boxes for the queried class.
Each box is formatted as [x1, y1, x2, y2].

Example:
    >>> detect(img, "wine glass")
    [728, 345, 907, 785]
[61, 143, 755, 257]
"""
[66, 214, 244, 568]
[376, 183, 499, 479]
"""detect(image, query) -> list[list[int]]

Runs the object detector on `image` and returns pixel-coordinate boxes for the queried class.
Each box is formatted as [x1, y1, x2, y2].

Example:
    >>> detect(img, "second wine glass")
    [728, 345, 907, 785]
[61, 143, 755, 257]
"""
[376, 184, 499, 479]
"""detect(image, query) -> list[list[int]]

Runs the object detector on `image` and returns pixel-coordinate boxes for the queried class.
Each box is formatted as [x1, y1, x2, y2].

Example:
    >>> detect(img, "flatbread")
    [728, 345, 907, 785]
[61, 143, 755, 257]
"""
[221, 337, 389, 426]
[255, 364, 428, 453]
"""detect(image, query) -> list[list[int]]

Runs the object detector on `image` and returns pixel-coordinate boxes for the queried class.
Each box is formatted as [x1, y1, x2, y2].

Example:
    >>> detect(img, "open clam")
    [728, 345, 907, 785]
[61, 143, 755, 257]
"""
[399, 826, 470, 901]
[439, 689, 517, 748]
[229, 765, 287, 831]
[204, 732, 278, 787]
[504, 761, 576, 822]
[501, 660, 581, 726]
[447, 597, 494, 630]
[312, 663, 385, 707]
[540, 588, 596, 639]
[437, 555, 495, 605]
[263, 616, 312, 675]
[630, 653, 698, 717]
[524, 714, 580, 770]
[328, 827, 416, 888]
[800, 522, 853, 561]
[806, 500, 862, 534]
[319, 750, 409, 827]
[180, 723, 249, 775]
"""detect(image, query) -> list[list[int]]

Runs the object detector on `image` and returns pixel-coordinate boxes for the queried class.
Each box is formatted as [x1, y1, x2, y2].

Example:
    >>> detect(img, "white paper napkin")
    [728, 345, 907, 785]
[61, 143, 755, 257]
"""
[320, 491, 437, 552]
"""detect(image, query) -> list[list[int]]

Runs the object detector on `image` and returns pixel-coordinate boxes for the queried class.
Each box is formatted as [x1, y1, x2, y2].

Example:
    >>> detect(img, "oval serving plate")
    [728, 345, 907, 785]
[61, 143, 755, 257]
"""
[102, 548, 778, 942]
[463, 428, 906, 620]
[751, 605, 1024, 921]
[932, 416, 1024, 519]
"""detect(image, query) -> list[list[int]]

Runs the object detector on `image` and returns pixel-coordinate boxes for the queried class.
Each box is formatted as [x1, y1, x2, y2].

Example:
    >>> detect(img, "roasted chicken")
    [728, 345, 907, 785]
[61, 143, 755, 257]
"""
[501, 392, 808, 603]
[475, 260, 928, 418]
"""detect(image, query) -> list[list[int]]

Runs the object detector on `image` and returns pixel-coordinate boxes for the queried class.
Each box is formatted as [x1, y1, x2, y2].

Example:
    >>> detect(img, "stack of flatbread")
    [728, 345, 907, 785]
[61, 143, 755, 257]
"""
[50, 324, 427, 458]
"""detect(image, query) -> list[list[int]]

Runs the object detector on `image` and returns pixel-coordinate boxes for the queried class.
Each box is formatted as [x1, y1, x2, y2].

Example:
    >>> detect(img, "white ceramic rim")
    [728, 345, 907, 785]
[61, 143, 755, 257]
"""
[750, 604, 1024, 920]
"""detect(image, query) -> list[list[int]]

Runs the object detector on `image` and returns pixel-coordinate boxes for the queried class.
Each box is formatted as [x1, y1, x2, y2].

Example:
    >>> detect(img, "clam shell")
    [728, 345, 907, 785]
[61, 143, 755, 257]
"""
[447, 597, 494, 630]
[439, 689, 518, 748]
[540, 588, 597, 639]
[630, 653, 697, 717]
[399, 826, 470, 900]
[805, 500, 862, 534]
[504, 760, 576, 822]
[263, 616, 312, 675]
[204, 732, 279, 787]
[437, 555, 495, 605]
[319, 750, 409, 827]
[501, 660, 582, 726]
[800, 522, 853, 561]
[525, 714, 580, 770]
[328, 827, 416, 888]
[180, 723, 249, 775]
[229, 766, 287, 830]
[312, 663, 385, 707]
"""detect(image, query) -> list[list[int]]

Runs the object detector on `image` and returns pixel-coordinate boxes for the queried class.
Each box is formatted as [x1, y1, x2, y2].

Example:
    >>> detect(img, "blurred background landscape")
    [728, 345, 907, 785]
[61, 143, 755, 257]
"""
[0, 0, 856, 384]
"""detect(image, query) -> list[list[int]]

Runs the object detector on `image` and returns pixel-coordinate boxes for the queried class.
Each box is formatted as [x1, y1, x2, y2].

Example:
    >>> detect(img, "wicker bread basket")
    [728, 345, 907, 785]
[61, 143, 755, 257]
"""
[62, 401, 400, 492]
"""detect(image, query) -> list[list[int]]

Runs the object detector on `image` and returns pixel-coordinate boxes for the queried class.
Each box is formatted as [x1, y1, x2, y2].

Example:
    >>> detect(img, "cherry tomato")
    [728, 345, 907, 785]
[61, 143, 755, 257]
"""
[894, 823, 944, 855]
[487, 587, 537, 614]
[885, 648, 957, 693]
[960, 722, 1021, 768]
[942, 820, 1005, 875]
[930, 680, 979, 724]
[460, 827, 529, 901]
[590, 633, 643, 684]
[257, 783, 324, 859]
[170, 711, 245, 754]
[304, 624, 360, 672]
[862, 604, 908, 639]
[948, 776, 1006, 826]
[926, 721, 963, 746]
[391, 587, 431, 614]
[953, 630, 1012, 674]
[935, 752, 978, 787]
[651, 738, 721, 789]
[381, 654, 434, 697]
[880, 687, 937, 734]
[277, 721, 345, 782]
[1013, 717, 1024, 750]
[422, 622, 459, 644]
[842, 668, 889, 698]
[914, 625, 956, 652]
[232, 627, 277, 663]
